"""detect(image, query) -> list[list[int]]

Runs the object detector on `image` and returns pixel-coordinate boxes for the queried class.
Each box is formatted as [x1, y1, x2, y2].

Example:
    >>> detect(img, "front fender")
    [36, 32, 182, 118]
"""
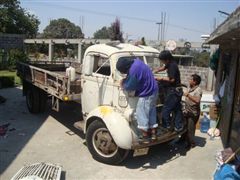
[85, 106, 133, 149]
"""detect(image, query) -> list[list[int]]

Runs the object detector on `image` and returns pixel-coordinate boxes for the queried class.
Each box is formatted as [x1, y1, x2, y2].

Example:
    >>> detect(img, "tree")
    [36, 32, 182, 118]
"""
[109, 18, 123, 42]
[0, 0, 40, 37]
[93, 18, 123, 41]
[42, 18, 84, 38]
[93, 26, 109, 39]
[190, 50, 210, 67]
[140, 37, 146, 45]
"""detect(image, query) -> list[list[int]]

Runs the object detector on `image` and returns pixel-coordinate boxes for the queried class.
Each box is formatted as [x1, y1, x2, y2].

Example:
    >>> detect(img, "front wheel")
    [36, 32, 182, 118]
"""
[86, 120, 129, 165]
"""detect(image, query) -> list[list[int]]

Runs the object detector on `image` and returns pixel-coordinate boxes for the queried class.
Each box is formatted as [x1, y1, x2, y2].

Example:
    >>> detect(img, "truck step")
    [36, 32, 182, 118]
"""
[132, 127, 186, 148]
[73, 121, 85, 131]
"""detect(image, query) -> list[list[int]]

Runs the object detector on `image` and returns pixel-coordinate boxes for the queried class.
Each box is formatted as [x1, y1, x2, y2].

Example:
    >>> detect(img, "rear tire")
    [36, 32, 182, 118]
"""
[86, 120, 129, 165]
[26, 86, 47, 114]
[39, 89, 47, 113]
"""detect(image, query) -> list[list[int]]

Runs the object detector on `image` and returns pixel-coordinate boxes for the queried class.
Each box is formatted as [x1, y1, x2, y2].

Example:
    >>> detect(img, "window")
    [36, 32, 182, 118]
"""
[93, 55, 111, 76]
[145, 56, 160, 70]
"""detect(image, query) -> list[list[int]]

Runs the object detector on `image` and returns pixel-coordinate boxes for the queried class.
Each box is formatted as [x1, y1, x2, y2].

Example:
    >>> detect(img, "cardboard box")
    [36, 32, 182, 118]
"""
[209, 104, 218, 120]
[200, 93, 215, 113]
[200, 102, 214, 112]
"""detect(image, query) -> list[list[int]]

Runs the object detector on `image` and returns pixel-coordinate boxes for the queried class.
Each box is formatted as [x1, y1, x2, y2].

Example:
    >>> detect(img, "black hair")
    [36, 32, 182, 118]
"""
[116, 58, 134, 74]
[192, 74, 201, 85]
[159, 50, 173, 61]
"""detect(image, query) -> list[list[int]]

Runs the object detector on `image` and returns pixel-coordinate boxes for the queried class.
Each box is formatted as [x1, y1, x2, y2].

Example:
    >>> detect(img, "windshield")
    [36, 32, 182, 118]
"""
[145, 55, 161, 70]
[115, 54, 161, 81]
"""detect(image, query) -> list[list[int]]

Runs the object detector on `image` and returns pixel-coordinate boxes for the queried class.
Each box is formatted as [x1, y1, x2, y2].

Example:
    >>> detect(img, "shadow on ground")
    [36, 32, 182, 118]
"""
[122, 135, 206, 170]
[0, 87, 46, 174]
[0, 87, 84, 176]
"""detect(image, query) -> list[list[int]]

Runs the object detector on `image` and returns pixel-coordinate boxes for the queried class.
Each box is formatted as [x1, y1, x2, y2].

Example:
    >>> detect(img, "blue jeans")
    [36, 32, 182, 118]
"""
[162, 89, 183, 129]
[136, 91, 158, 131]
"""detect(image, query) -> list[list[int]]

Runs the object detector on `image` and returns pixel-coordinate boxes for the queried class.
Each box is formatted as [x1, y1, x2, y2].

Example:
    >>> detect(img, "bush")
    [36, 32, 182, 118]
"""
[0, 76, 15, 88]
[8, 49, 29, 70]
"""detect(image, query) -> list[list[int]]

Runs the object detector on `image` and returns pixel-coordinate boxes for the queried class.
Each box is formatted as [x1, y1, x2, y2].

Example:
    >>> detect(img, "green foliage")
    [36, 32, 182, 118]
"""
[109, 18, 123, 42]
[93, 18, 123, 42]
[191, 50, 210, 67]
[141, 37, 146, 45]
[0, 76, 14, 88]
[7, 49, 28, 69]
[173, 48, 210, 67]
[173, 47, 190, 55]
[43, 18, 84, 38]
[0, 70, 21, 86]
[0, 0, 40, 37]
[93, 26, 110, 39]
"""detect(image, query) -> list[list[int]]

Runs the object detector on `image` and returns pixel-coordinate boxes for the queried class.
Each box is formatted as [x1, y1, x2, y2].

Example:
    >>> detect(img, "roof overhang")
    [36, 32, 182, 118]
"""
[207, 7, 240, 44]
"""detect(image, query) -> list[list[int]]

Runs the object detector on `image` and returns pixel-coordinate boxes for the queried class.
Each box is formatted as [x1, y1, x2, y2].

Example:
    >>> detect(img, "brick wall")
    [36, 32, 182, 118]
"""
[179, 65, 209, 90]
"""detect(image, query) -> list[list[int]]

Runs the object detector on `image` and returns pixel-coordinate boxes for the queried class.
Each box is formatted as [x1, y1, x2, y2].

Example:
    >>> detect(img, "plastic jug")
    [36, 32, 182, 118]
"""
[66, 66, 76, 82]
[200, 113, 210, 133]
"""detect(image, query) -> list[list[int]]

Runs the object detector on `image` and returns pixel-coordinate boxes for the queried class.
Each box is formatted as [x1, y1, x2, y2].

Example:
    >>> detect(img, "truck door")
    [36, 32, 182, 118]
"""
[81, 53, 114, 114]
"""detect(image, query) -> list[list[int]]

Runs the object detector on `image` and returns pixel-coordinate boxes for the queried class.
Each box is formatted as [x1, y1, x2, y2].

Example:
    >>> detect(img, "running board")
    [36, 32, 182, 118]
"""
[132, 128, 186, 149]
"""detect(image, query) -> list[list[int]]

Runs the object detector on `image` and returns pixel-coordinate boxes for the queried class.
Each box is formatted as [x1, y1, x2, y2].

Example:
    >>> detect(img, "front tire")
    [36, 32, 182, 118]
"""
[86, 120, 129, 165]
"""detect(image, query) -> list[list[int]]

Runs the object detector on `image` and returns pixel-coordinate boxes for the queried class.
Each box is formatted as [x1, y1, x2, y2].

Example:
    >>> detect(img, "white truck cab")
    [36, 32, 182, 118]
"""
[78, 42, 183, 164]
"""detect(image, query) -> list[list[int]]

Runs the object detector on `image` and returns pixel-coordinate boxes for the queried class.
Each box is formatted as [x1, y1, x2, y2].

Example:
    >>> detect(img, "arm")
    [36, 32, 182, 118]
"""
[122, 75, 138, 91]
[184, 92, 201, 104]
[155, 76, 175, 83]
[153, 66, 166, 73]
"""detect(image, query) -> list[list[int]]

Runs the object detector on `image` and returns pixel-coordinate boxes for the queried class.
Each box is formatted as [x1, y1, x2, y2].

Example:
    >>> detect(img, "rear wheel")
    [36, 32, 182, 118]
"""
[86, 120, 129, 165]
[39, 89, 47, 113]
[26, 86, 47, 114]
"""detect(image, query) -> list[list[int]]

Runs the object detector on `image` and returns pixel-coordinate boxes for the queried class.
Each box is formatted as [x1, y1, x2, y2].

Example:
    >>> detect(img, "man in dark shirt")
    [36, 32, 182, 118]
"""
[155, 50, 183, 132]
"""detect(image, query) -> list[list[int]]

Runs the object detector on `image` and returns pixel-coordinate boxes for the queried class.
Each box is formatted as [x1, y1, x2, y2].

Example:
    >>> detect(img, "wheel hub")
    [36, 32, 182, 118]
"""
[93, 128, 118, 157]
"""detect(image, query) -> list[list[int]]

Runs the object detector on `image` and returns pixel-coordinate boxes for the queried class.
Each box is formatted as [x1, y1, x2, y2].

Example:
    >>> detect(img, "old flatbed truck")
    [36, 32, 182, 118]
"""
[17, 42, 185, 164]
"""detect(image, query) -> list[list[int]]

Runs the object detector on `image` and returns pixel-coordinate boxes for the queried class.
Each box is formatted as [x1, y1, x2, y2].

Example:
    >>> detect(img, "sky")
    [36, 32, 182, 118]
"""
[20, 0, 240, 42]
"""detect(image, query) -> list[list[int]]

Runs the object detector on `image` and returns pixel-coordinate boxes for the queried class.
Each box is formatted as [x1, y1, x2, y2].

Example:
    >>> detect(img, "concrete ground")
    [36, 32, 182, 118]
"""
[0, 87, 223, 180]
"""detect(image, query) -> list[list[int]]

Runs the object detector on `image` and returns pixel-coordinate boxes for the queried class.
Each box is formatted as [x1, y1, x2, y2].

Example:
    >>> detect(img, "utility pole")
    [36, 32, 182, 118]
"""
[156, 22, 162, 41]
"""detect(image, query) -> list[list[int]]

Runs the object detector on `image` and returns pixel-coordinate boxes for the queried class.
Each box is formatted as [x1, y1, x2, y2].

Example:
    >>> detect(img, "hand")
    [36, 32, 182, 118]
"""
[120, 79, 125, 89]
[155, 77, 162, 81]
[153, 69, 158, 74]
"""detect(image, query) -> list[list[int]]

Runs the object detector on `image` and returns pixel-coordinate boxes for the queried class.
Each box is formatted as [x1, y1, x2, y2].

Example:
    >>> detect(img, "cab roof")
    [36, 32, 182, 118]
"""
[85, 42, 160, 57]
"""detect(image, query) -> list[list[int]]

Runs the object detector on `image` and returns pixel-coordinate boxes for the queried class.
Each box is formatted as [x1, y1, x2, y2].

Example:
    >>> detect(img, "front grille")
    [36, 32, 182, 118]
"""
[11, 162, 62, 180]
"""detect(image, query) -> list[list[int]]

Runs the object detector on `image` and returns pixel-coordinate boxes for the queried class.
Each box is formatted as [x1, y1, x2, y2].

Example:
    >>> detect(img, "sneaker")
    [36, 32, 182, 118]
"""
[150, 128, 157, 141]
[174, 126, 184, 132]
[151, 133, 157, 141]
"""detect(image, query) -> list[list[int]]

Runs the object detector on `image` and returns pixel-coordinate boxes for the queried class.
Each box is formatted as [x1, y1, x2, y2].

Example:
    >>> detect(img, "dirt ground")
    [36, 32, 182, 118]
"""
[0, 87, 223, 180]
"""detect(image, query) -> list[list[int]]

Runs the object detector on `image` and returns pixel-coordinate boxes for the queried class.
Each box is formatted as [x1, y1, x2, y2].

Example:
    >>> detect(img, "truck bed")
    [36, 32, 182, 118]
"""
[17, 61, 82, 101]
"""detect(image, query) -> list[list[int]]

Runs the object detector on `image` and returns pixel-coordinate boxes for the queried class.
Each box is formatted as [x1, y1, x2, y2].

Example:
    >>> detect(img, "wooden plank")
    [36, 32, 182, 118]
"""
[33, 70, 45, 84]
[229, 54, 240, 151]
[219, 50, 238, 146]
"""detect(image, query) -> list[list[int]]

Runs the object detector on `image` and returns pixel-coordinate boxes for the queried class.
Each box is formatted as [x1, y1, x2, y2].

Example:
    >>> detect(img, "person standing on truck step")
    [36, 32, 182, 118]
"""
[116, 57, 158, 144]
[154, 50, 184, 132]
[182, 74, 202, 149]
